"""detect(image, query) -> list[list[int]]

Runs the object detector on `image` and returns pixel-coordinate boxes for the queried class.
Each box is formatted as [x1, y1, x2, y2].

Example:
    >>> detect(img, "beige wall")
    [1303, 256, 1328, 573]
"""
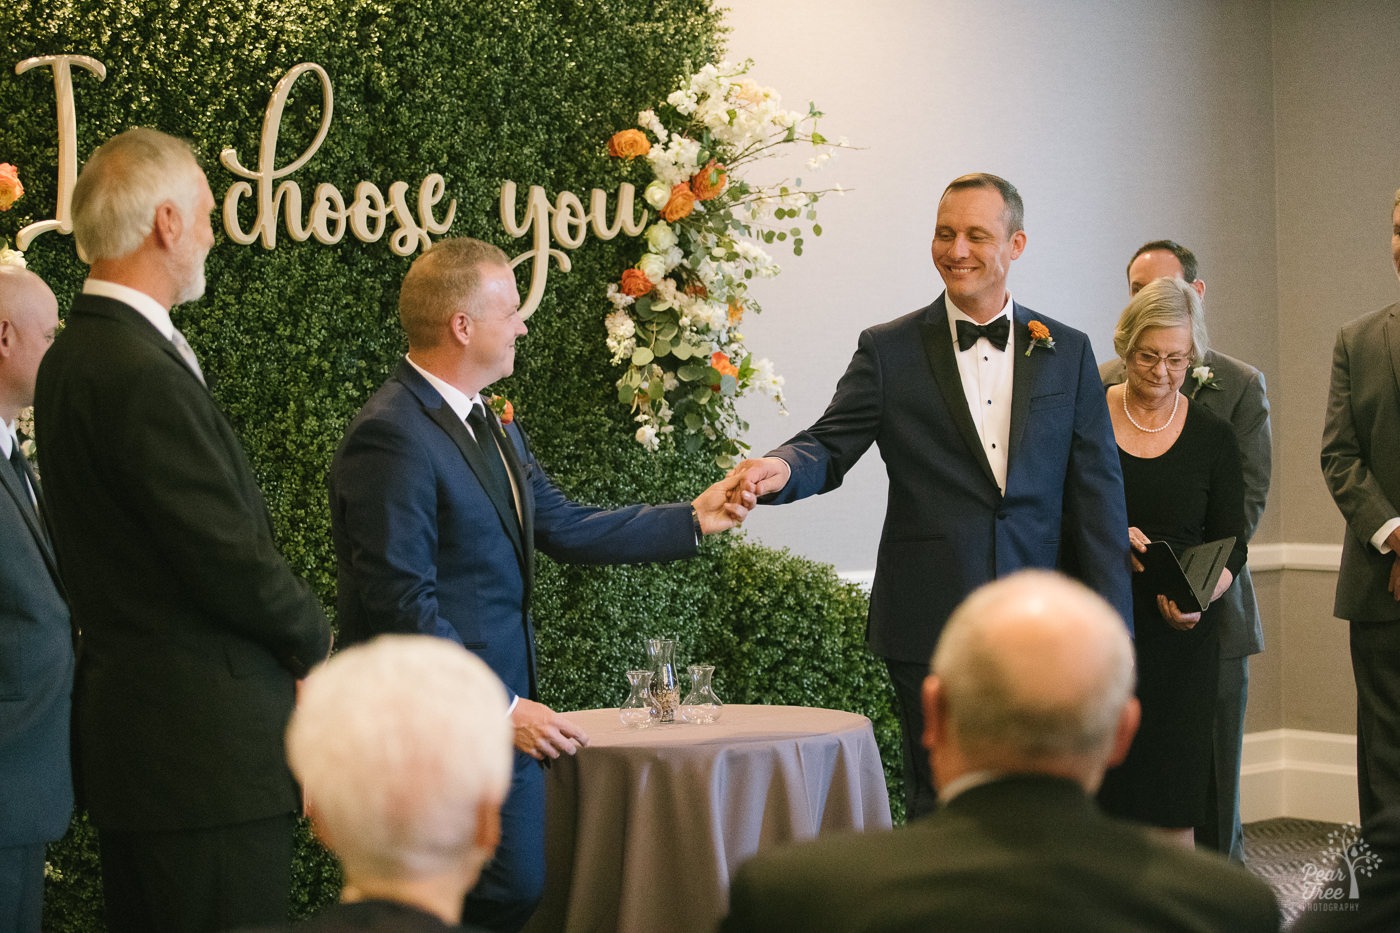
[723, 0, 1400, 740]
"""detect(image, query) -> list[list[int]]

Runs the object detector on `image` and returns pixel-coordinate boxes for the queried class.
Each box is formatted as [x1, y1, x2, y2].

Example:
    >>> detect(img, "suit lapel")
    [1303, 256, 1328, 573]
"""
[1007, 306, 1035, 461]
[1, 448, 61, 582]
[398, 363, 526, 561]
[919, 297, 998, 489]
[1387, 309, 1400, 403]
[491, 416, 535, 554]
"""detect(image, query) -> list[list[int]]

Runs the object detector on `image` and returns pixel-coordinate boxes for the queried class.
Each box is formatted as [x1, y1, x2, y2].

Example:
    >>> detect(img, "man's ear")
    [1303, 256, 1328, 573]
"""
[151, 201, 185, 250]
[450, 311, 473, 347]
[921, 674, 944, 753]
[0, 318, 14, 355]
[1190, 278, 1206, 300]
[1105, 697, 1141, 769]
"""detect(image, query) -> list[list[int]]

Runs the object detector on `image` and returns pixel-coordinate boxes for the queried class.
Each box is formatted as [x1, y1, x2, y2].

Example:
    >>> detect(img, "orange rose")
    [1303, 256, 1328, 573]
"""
[1028, 320, 1051, 341]
[660, 183, 696, 222]
[0, 164, 23, 211]
[620, 268, 654, 297]
[710, 351, 739, 378]
[690, 160, 727, 201]
[489, 395, 514, 425]
[607, 129, 650, 159]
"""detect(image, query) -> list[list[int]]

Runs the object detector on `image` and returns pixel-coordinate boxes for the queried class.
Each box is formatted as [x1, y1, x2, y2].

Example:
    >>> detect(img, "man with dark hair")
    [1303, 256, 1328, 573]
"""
[329, 236, 754, 931]
[35, 128, 333, 933]
[1322, 189, 1400, 827]
[722, 572, 1280, 932]
[730, 173, 1131, 816]
[0, 266, 69, 933]
[1101, 239, 1272, 860]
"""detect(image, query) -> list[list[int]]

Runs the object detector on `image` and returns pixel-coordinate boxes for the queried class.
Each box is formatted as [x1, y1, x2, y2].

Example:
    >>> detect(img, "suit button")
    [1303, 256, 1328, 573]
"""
[996, 511, 1008, 520]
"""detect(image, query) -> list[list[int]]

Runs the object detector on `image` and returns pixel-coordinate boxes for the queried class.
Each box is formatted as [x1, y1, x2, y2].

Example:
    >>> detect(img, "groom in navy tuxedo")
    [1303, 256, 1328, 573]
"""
[329, 237, 752, 932]
[731, 173, 1132, 817]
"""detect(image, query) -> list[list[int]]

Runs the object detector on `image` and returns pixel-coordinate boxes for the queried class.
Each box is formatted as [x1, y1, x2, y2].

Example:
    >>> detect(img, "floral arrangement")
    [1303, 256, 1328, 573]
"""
[1025, 320, 1054, 356]
[1190, 364, 1220, 397]
[603, 60, 845, 466]
[0, 162, 26, 267]
[488, 394, 514, 425]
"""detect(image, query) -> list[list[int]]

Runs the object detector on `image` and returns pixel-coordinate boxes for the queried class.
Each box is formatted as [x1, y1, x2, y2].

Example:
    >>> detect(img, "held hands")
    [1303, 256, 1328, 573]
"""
[726, 457, 792, 499]
[512, 698, 589, 760]
[692, 473, 758, 535]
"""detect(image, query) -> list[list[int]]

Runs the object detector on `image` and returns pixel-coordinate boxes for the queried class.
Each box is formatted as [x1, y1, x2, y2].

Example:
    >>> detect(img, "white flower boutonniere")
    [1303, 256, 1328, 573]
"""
[1190, 364, 1221, 398]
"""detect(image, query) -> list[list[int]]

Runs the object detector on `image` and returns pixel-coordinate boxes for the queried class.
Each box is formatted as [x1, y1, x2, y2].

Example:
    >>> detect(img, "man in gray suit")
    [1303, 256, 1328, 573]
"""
[0, 265, 71, 933]
[1101, 240, 1272, 860]
[722, 571, 1280, 933]
[1321, 189, 1400, 826]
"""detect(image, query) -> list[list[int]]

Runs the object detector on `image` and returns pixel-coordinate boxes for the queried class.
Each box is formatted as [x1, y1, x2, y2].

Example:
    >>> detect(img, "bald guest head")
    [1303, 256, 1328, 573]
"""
[0, 265, 59, 421]
[922, 570, 1139, 794]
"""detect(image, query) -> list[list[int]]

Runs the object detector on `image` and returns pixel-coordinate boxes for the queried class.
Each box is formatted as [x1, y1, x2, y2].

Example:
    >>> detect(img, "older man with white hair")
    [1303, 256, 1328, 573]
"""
[723, 571, 1280, 933]
[35, 127, 332, 932]
[240, 635, 512, 932]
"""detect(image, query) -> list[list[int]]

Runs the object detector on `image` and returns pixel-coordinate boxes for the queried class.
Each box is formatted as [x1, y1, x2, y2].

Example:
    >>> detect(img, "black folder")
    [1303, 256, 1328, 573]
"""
[1137, 537, 1236, 614]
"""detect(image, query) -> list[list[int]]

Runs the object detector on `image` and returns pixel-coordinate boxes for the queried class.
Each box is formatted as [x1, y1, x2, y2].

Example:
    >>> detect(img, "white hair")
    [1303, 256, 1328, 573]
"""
[287, 635, 513, 881]
[70, 127, 205, 264]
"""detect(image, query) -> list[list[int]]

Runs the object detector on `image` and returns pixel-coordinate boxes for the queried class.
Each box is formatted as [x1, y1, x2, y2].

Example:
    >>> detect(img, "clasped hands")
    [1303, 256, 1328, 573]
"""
[1128, 526, 1233, 631]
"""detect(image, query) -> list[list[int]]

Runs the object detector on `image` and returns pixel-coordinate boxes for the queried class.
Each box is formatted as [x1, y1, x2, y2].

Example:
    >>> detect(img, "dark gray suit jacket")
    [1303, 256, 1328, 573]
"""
[35, 293, 331, 833]
[1323, 302, 1400, 621]
[722, 775, 1280, 933]
[1102, 348, 1271, 657]
[0, 438, 72, 848]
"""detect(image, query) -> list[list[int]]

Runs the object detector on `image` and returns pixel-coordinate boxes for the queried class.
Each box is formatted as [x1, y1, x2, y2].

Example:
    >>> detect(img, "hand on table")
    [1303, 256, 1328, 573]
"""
[512, 698, 589, 760]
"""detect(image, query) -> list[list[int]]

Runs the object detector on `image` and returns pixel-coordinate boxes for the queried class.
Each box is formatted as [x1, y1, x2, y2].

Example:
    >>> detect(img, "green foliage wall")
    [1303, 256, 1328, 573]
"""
[1, 1, 899, 927]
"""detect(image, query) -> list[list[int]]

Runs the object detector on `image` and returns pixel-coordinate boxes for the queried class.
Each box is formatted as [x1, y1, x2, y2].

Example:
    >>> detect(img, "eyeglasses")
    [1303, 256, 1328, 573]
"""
[1129, 350, 1192, 372]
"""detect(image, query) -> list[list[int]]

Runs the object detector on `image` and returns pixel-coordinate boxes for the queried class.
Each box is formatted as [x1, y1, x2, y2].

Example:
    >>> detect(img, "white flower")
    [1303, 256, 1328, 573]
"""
[0, 247, 26, 268]
[644, 180, 671, 210]
[605, 282, 635, 310]
[637, 252, 667, 284]
[1192, 365, 1212, 382]
[635, 423, 660, 451]
[645, 222, 678, 253]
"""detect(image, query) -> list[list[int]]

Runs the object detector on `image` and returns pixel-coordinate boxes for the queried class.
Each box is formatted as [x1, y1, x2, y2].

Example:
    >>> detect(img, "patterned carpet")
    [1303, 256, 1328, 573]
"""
[1245, 818, 1352, 927]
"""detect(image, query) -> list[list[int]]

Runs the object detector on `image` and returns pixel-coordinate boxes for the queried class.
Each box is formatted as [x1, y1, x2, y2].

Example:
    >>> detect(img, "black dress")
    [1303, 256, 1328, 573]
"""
[1097, 397, 1246, 828]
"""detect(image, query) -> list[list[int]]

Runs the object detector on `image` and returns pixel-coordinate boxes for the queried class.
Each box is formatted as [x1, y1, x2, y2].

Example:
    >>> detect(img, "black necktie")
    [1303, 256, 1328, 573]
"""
[466, 403, 513, 509]
[955, 317, 1010, 352]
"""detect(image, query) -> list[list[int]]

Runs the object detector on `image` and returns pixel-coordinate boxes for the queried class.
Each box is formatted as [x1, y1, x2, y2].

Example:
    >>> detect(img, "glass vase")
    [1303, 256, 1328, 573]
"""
[645, 637, 679, 723]
[619, 670, 659, 728]
[680, 663, 723, 724]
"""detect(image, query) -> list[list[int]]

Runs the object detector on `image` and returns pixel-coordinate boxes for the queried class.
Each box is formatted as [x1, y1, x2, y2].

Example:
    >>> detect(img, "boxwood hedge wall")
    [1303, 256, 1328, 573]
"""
[0, 1, 901, 927]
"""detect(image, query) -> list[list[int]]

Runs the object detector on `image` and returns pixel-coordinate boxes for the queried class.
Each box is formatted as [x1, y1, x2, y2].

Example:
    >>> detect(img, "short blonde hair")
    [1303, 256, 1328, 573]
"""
[398, 238, 510, 349]
[71, 128, 205, 264]
[1113, 276, 1209, 366]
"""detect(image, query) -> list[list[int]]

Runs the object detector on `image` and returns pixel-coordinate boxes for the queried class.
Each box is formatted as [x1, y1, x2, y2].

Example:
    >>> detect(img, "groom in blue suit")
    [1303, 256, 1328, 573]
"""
[732, 174, 1132, 817]
[329, 237, 752, 932]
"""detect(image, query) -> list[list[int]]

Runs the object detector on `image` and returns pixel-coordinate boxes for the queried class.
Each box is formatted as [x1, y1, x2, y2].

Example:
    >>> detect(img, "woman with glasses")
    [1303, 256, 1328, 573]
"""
[1096, 276, 1247, 848]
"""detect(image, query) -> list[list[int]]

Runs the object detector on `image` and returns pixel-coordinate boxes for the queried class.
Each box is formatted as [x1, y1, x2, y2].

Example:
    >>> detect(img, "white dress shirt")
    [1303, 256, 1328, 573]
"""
[946, 294, 1015, 493]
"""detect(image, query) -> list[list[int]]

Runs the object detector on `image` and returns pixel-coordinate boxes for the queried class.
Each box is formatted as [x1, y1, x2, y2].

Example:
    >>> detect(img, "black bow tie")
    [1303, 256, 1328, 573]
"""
[956, 317, 1011, 352]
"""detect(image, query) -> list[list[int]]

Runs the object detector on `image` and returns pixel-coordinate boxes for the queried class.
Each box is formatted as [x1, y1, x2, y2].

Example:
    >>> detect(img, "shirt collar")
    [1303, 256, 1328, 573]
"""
[0, 418, 15, 459]
[83, 279, 177, 340]
[945, 292, 1014, 327]
[405, 354, 481, 423]
[938, 769, 1005, 804]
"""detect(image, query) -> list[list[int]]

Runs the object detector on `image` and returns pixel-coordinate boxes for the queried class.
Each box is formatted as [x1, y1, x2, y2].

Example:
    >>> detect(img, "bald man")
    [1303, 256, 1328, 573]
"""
[723, 571, 1279, 933]
[0, 265, 71, 933]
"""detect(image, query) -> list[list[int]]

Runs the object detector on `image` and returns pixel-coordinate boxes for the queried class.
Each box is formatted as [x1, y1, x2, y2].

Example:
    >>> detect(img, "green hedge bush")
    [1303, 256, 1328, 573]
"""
[1, 1, 900, 927]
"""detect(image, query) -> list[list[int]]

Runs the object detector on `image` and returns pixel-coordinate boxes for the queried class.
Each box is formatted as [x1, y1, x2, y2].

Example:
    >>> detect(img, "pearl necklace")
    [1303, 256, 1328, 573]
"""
[1121, 384, 1180, 434]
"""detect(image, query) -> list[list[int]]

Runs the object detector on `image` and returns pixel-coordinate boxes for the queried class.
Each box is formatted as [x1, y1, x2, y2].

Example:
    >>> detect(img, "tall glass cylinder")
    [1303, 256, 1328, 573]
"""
[645, 637, 679, 723]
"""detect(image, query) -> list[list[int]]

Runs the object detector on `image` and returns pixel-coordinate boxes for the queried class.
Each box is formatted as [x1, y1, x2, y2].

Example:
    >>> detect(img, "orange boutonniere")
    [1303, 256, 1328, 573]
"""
[489, 395, 514, 425]
[1025, 320, 1055, 356]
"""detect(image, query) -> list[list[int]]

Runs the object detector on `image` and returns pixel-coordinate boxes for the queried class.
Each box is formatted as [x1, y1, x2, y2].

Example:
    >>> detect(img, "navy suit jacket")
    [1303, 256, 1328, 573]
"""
[329, 360, 698, 702]
[0, 440, 72, 847]
[766, 296, 1131, 662]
